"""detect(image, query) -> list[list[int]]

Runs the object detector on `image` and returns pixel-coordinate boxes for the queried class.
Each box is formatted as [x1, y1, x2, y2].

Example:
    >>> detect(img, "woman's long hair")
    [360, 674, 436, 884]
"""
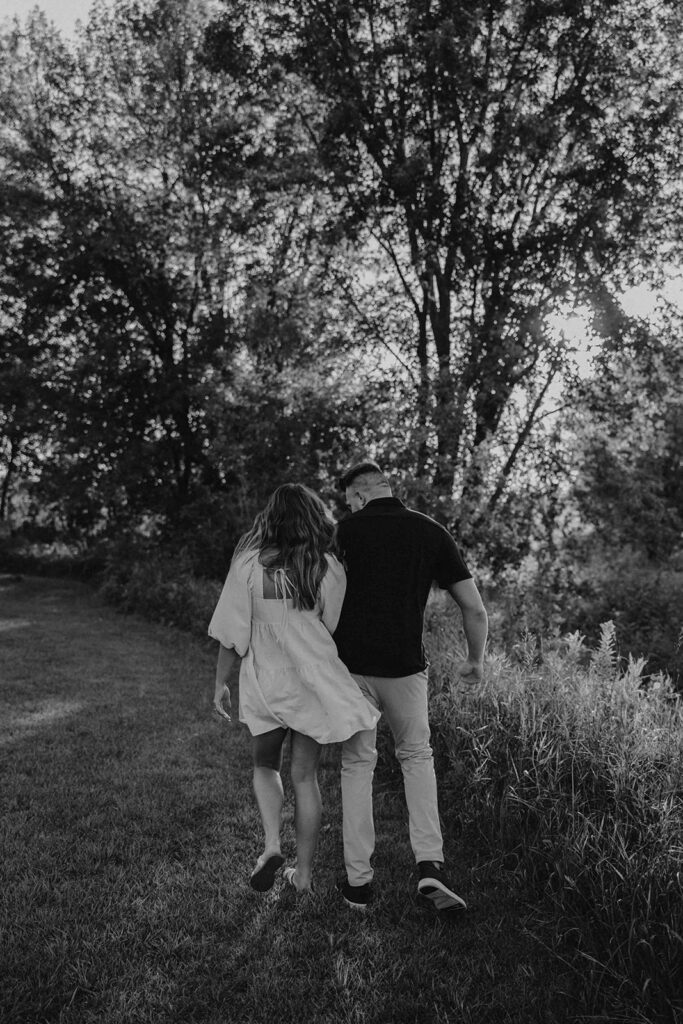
[232, 484, 336, 609]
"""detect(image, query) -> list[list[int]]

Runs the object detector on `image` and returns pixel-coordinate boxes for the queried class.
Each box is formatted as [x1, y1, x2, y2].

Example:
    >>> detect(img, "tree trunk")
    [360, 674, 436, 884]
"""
[429, 273, 458, 497]
[0, 441, 16, 522]
[415, 288, 430, 484]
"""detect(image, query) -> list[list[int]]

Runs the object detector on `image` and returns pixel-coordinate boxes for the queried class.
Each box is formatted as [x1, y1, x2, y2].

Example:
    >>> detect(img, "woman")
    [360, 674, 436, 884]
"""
[209, 483, 379, 893]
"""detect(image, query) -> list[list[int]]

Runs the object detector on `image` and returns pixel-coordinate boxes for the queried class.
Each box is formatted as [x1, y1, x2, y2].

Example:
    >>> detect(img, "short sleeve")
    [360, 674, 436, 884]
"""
[318, 553, 347, 634]
[435, 530, 472, 589]
[207, 552, 254, 655]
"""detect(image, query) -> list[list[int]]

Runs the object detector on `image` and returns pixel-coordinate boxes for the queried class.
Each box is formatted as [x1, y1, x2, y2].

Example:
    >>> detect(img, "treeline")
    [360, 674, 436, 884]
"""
[1, 0, 682, 670]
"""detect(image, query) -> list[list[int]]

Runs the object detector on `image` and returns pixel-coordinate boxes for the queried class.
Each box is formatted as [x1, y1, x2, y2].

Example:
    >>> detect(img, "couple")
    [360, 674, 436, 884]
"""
[209, 461, 488, 912]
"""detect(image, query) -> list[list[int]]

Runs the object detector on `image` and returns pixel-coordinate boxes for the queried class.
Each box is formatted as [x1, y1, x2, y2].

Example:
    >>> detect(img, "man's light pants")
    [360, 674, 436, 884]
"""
[341, 671, 444, 886]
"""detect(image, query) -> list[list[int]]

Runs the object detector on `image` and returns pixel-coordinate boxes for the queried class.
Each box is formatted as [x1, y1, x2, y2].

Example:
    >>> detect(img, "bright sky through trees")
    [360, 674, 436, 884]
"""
[0, 0, 92, 35]
[546, 280, 678, 384]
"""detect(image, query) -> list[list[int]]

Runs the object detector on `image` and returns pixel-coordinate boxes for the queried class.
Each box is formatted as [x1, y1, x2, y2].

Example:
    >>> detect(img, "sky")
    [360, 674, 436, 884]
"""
[0, 0, 93, 36]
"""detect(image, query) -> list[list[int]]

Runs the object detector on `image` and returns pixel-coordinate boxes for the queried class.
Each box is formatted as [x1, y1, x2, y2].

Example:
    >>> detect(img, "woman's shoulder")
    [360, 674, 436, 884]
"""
[230, 548, 260, 576]
[324, 552, 345, 576]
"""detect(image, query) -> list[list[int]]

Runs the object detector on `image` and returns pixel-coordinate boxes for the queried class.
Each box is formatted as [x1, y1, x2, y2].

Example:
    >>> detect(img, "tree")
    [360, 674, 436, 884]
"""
[0, 207, 54, 522]
[0, 1, 311, 529]
[0, 0, 402, 540]
[567, 306, 683, 559]
[267, 0, 682, 506]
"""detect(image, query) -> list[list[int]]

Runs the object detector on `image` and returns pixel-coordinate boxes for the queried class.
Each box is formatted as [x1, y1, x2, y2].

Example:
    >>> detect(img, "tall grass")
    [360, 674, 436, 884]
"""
[426, 605, 683, 1024]
[95, 557, 683, 1020]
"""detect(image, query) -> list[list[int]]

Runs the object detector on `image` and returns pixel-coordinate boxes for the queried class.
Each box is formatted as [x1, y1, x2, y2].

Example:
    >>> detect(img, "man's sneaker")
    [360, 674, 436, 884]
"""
[337, 879, 373, 910]
[417, 862, 467, 912]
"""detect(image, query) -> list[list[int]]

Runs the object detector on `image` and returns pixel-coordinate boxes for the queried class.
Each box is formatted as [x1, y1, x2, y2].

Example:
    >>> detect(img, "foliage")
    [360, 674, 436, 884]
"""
[268, 0, 683, 501]
[0, 529, 107, 580]
[477, 542, 683, 686]
[567, 312, 683, 560]
[0, 1, 373, 533]
[426, 611, 683, 1024]
[571, 560, 683, 686]
[98, 536, 221, 634]
[2, 0, 683, 609]
[1, 3, 238, 523]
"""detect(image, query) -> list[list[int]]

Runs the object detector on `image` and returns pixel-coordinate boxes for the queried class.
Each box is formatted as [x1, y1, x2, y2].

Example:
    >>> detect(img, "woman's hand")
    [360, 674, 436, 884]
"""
[213, 644, 240, 721]
[213, 681, 232, 721]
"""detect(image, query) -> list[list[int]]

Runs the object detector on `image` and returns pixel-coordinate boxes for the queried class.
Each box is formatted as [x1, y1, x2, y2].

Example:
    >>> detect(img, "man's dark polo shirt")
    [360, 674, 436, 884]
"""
[333, 497, 471, 677]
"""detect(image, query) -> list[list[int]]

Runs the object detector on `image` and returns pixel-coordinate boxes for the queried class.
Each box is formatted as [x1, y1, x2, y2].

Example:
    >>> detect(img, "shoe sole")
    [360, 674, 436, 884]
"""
[417, 878, 467, 911]
[250, 854, 285, 892]
[341, 895, 370, 910]
[337, 883, 372, 910]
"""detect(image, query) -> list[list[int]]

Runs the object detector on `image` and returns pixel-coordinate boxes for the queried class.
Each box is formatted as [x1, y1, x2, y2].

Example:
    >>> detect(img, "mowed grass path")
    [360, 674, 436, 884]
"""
[1, 576, 575, 1024]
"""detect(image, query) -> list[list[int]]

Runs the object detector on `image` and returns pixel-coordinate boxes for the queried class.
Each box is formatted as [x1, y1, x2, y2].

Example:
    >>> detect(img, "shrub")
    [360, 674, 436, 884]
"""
[490, 550, 683, 685]
[426, 612, 683, 1023]
[98, 537, 221, 637]
[158, 487, 253, 580]
[572, 563, 683, 686]
[0, 532, 107, 580]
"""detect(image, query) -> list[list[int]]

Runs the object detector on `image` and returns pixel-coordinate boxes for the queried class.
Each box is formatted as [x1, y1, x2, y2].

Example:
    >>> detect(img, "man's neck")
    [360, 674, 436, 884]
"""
[364, 489, 393, 503]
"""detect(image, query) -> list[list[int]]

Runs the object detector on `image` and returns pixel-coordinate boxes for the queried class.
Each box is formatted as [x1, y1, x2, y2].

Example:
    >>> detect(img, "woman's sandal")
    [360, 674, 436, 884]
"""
[249, 853, 285, 892]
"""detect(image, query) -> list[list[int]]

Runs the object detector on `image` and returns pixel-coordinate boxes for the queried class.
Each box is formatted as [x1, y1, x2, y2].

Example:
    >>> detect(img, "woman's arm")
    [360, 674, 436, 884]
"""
[214, 644, 240, 719]
[319, 554, 347, 634]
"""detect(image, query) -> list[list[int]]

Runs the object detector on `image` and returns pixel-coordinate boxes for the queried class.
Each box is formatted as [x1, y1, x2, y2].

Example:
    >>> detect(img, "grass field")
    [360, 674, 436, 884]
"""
[1, 575, 680, 1024]
[0, 575, 583, 1024]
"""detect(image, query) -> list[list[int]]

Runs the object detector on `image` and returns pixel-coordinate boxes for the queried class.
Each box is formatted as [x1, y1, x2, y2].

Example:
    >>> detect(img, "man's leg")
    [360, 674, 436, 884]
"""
[340, 674, 380, 892]
[376, 672, 466, 911]
[373, 672, 443, 864]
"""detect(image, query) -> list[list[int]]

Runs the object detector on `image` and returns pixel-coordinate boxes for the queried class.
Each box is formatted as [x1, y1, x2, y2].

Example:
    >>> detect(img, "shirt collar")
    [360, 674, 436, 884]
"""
[354, 497, 406, 517]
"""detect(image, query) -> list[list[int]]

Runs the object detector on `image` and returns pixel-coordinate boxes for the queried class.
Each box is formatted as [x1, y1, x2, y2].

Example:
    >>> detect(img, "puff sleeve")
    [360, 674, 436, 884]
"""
[207, 552, 254, 656]
[319, 553, 347, 634]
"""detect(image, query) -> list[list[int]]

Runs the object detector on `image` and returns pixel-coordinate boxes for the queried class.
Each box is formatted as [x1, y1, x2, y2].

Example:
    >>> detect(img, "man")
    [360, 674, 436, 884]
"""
[333, 460, 488, 912]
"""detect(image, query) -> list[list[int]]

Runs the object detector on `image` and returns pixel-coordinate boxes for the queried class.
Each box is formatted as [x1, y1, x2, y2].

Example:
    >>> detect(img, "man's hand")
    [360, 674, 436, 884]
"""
[446, 580, 488, 687]
[213, 681, 232, 721]
[457, 658, 483, 685]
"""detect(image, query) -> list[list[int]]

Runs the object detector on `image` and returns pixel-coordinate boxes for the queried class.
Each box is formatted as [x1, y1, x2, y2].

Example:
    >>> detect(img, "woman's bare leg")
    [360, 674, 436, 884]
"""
[252, 768, 284, 858]
[288, 731, 322, 890]
[252, 729, 287, 866]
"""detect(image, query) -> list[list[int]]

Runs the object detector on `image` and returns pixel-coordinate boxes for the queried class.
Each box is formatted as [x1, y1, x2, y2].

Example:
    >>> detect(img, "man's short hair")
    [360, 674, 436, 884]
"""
[338, 460, 386, 491]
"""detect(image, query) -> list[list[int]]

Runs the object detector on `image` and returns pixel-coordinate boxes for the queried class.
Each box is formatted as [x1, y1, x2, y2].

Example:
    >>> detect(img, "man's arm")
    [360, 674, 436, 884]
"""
[446, 579, 488, 683]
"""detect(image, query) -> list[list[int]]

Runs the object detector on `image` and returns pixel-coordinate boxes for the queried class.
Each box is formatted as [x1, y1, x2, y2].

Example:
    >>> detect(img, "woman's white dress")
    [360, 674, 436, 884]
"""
[208, 551, 379, 744]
